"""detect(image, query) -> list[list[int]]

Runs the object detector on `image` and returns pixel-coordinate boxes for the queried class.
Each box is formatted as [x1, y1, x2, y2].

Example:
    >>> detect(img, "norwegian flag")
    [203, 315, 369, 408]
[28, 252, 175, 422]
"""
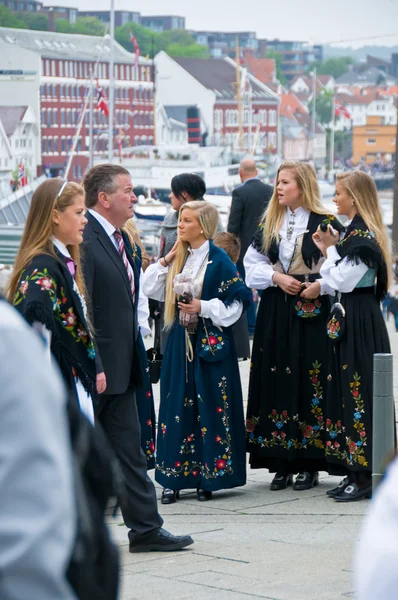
[18, 161, 27, 187]
[130, 32, 140, 68]
[335, 100, 351, 119]
[96, 79, 109, 117]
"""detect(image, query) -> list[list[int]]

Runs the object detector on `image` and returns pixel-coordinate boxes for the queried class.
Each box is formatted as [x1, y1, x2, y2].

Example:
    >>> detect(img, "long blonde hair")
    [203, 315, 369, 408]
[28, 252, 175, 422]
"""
[7, 178, 88, 302]
[164, 201, 218, 329]
[337, 170, 391, 288]
[262, 162, 327, 253]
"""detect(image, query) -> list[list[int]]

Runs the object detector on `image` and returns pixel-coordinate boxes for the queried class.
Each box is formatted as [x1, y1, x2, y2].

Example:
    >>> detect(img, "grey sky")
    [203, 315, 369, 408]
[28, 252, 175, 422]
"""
[62, 0, 398, 47]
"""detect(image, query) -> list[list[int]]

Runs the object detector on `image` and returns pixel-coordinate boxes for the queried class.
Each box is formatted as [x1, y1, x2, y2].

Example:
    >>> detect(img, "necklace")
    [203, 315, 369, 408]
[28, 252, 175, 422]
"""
[286, 210, 296, 242]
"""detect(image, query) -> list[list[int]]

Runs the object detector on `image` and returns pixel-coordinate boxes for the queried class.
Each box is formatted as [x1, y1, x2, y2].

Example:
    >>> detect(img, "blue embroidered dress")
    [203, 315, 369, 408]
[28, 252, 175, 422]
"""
[142, 241, 251, 492]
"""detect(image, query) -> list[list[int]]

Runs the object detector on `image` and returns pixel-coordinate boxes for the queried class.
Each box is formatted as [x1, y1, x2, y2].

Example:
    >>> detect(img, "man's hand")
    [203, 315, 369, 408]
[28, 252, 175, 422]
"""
[178, 298, 201, 314]
[273, 273, 302, 295]
[96, 372, 107, 394]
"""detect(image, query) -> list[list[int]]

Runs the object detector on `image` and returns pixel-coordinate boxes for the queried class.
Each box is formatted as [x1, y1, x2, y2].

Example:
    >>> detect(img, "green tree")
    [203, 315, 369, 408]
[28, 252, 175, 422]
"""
[265, 49, 287, 85]
[73, 17, 105, 36]
[18, 12, 49, 31]
[312, 91, 334, 125]
[0, 6, 25, 28]
[306, 56, 355, 79]
[166, 43, 209, 59]
[115, 22, 157, 57]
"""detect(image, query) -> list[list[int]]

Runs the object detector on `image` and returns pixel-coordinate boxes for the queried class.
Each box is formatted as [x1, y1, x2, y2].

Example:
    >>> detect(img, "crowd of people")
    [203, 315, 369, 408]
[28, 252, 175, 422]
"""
[0, 158, 394, 597]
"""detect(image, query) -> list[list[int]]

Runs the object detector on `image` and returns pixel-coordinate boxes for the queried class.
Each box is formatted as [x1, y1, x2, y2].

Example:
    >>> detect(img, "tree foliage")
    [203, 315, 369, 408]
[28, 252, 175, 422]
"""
[265, 49, 287, 85]
[0, 6, 25, 28]
[306, 56, 355, 79]
[311, 91, 334, 125]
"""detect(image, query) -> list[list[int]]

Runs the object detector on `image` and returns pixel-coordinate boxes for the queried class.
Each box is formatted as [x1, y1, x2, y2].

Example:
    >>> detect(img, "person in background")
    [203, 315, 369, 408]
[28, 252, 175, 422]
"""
[142, 201, 250, 504]
[311, 170, 391, 501]
[244, 162, 344, 492]
[213, 231, 250, 360]
[7, 179, 97, 424]
[0, 298, 76, 600]
[228, 158, 273, 336]
[82, 164, 193, 552]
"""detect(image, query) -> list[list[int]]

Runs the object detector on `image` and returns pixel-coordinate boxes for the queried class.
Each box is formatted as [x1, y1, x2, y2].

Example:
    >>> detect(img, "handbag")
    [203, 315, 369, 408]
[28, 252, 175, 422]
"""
[326, 294, 346, 343]
[146, 317, 163, 383]
[198, 319, 230, 362]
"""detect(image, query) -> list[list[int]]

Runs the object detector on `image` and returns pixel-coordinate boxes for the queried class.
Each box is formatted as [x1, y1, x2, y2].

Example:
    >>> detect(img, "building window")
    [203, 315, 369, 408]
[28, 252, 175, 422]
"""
[269, 131, 277, 147]
[59, 61, 63, 77]
[41, 108, 46, 126]
[54, 137, 58, 153]
[42, 136, 47, 153]
[53, 108, 58, 126]
[367, 138, 376, 144]
[79, 62, 83, 78]
[52, 84, 57, 98]
[269, 110, 277, 126]
[47, 109, 52, 127]
[45, 59, 50, 75]
[48, 137, 53, 153]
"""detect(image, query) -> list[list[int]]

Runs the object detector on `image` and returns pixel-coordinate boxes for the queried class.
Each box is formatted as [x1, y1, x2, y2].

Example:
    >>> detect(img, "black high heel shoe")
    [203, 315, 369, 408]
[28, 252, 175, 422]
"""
[197, 489, 212, 501]
[270, 473, 293, 491]
[161, 488, 180, 505]
[293, 471, 319, 491]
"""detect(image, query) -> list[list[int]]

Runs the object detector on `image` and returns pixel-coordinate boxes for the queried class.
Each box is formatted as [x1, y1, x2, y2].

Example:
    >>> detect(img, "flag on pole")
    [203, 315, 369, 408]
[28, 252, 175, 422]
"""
[335, 100, 351, 119]
[96, 79, 109, 117]
[18, 161, 27, 187]
[129, 33, 140, 68]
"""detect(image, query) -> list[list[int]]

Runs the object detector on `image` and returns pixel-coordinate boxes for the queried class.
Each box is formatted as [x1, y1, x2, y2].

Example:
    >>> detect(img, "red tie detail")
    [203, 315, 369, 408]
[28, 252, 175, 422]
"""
[113, 230, 135, 296]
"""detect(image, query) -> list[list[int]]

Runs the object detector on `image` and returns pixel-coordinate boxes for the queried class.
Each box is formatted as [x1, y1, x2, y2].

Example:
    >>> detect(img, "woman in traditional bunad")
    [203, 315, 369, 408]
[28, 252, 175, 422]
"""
[123, 218, 156, 469]
[307, 170, 391, 502]
[8, 179, 98, 423]
[244, 162, 344, 491]
[142, 201, 251, 504]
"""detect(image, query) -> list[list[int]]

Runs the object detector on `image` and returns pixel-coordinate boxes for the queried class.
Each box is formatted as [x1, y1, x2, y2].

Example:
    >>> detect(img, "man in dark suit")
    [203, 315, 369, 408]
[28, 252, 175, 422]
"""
[82, 164, 193, 553]
[227, 158, 273, 334]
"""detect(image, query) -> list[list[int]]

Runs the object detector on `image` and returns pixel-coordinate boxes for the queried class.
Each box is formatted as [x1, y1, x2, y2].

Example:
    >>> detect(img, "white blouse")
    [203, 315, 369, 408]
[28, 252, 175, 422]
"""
[320, 245, 369, 293]
[142, 240, 243, 327]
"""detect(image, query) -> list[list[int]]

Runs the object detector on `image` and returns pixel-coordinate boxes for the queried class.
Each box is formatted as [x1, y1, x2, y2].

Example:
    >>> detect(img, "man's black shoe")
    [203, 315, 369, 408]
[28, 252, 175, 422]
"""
[129, 528, 194, 553]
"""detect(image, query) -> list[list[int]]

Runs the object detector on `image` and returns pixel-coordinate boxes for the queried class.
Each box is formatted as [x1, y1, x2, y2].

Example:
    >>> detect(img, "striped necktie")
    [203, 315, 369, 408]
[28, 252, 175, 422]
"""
[113, 229, 135, 296]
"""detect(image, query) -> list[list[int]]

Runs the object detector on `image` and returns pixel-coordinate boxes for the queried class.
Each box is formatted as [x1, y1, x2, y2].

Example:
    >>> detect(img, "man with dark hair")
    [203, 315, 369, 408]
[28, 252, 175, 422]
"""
[227, 158, 273, 335]
[82, 164, 193, 553]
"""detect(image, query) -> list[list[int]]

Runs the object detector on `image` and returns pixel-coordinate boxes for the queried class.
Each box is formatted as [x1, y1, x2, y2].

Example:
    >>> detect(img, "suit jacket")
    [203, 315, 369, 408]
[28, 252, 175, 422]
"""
[227, 179, 273, 261]
[83, 211, 142, 396]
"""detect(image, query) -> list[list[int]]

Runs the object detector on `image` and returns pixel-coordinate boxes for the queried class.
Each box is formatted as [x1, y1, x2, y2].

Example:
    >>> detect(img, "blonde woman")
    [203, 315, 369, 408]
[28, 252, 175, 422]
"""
[7, 178, 98, 423]
[310, 171, 391, 502]
[244, 162, 344, 491]
[142, 201, 251, 504]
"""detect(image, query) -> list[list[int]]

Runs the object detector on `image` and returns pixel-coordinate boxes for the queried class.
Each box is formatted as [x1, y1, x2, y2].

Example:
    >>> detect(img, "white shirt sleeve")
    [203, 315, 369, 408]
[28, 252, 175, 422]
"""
[318, 277, 336, 296]
[320, 246, 369, 293]
[199, 298, 243, 327]
[138, 272, 151, 337]
[141, 261, 169, 301]
[243, 245, 277, 290]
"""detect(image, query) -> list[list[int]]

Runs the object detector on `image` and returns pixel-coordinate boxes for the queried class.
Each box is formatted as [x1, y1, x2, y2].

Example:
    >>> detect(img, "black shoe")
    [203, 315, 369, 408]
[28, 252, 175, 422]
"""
[293, 471, 319, 491]
[326, 477, 351, 498]
[270, 473, 293, 491]
[129, 528, 194, 553]
[334, 482, 372, 502]
[161, 488, 179, 505]
[197, 489, 212, 501]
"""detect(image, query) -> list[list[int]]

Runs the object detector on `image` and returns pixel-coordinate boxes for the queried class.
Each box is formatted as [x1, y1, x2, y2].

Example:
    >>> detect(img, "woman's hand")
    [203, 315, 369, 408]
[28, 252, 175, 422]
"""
[161, 240, 179, 267]
[96, 372, 107, 394]
[315, 225, 339, 251]
[273, 272, 302, 295]
[312, 232, 327, 256]
[300, 281, 321, 299]
[178, 298, 201, 314]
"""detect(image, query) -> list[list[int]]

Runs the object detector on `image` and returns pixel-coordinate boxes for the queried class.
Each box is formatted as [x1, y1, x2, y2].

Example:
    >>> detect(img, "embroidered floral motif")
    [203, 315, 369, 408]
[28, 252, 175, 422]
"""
[156, 376, 234, 479]
[295, 298, 322, 318]
[184, 397, 194, 407]
[327, 315, 340, 340]
[338, 229, 373, 246]
[201, 332, 225, 354]
[14, 268, 95, 359]
[218, 275, 243, 293]
[145, 439, 155, 462]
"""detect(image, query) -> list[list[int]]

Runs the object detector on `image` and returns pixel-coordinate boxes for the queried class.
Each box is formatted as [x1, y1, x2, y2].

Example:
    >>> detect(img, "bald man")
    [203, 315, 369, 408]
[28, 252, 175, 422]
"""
[227, 159, 272, 334]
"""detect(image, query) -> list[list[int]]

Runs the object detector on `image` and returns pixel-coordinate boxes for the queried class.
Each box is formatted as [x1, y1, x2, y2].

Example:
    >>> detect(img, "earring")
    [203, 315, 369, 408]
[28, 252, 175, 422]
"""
[352, 201, 355, 206]
[200, 230, 203, 234]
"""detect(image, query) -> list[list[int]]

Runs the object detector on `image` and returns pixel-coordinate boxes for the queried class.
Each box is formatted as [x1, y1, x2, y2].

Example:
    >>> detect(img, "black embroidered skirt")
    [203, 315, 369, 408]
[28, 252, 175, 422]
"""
[246, 285, 330, 473]
[325, 287, 391, 476]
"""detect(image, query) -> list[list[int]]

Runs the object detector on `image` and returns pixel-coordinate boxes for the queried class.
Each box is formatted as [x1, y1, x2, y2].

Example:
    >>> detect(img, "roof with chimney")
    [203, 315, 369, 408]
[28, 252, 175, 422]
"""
[173, 56, 278, 101]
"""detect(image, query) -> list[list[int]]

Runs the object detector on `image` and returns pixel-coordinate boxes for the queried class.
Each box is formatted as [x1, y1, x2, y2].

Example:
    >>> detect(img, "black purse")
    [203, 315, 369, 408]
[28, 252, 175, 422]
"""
[326, 293, 346, 343]
[146, 317, 163, 384]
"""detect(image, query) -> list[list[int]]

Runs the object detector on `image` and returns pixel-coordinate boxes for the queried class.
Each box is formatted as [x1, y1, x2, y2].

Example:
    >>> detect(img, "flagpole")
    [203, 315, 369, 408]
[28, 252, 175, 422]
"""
[108, 0, 115, 163]
[235, 36, 243, 151]
[89, 67, 94, 169]
[65, 88, 91, 179]
[329, 94, 335, 172]
[311, 67, 316, 161]
[152, 35, 157, 146]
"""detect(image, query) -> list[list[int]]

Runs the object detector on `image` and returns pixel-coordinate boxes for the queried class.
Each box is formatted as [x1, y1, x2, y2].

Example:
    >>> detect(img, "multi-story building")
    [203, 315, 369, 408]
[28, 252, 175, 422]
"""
[0, 105, 40, 183]
[334, 92, 397, 131]
[353, 115, 396, 163]
[78, 10, 140, 28]
[259, 40, 323, 83]
[190, 31, 257, 59]
[155, 52, 279, 154]
[2, 0, 78, 23]
[140, 15, 185, 32]
[0, 27, 154, 180]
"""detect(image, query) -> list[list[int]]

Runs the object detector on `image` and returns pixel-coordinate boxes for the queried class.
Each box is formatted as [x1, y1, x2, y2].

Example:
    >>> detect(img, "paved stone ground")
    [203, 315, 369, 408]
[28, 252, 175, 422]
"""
[109, 319, 398, 600]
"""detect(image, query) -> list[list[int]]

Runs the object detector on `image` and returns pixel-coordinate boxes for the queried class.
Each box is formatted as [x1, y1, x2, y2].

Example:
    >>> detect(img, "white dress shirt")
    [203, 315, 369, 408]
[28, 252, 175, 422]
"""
[320, 245, 369, 293]
[142, 240, 243, 327]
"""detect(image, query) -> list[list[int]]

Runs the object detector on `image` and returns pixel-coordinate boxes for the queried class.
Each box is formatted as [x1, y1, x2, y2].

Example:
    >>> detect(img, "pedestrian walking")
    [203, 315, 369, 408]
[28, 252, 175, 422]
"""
[142, 201, 250, 504]
[311, 170, 391, 502]
[244, 162, 344, 491]
[82, 164, 193, 552]
[7, 178, 97, 423]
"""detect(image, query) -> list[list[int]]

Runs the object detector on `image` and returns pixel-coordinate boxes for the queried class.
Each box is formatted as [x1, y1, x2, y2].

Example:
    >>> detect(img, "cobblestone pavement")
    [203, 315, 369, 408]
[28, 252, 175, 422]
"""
[110, 319, 398, 600]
